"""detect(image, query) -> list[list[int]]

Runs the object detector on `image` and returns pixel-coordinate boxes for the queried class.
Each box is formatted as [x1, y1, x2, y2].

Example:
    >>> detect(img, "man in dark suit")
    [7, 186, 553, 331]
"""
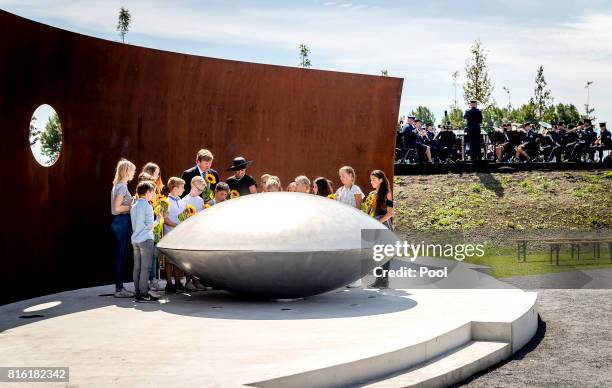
[181, 149, 220, 198]
[463, 100, 483, 160]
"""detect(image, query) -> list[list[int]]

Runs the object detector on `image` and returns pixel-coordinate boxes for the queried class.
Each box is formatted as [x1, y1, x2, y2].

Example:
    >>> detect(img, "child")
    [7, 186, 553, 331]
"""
[182, 176, 207, 291]
[286, 182, 297, 192]
[294, 175, 311, 193]
[163, 177, 189, 293]
[136, 171, 163, 292]
[312, 177, 333, 197]
[209, 182, 229, 205]
[183, 176, 206, 211]
[265, 176, 282, 192]
[130, 181, 159, 302]
[111, 159, 136, 298]
[260, 174, 271, 193]
[365, 170, 394, 289]
[335, 166, 364, 209]
[336, 166, 365, 288]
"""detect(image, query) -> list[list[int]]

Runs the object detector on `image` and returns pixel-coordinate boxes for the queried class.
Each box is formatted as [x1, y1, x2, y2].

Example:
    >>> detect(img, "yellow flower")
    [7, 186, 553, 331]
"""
[367, 194, 376, 206]
[205, 173, 217, 184]
[156, 194, 165, 201]
[186, 204, 196, 216]
[230, 190, 240, 199]
[203, 203, 211, 210]
[327, 194, 336, 199]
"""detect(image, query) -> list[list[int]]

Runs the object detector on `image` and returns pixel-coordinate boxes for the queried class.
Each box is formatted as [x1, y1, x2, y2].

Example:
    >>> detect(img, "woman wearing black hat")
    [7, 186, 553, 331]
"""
[225, 156, 258, 198]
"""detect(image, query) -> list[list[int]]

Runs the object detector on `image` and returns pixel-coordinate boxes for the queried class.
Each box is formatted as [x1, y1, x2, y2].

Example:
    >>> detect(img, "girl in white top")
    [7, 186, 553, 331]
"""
[335, 166, 364, 209]
[335, 166, 365, 288]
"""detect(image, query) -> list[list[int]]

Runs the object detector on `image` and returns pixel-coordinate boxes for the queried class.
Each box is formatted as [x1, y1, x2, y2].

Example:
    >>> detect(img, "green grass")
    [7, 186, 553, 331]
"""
[463, 245, 612, 278]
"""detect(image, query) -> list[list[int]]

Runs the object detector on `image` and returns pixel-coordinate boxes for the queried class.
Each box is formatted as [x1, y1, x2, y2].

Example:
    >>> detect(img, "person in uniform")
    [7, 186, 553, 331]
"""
[590, 122, 611, 162]
[463, 100, 483, 161]
[435, 122, 458, 162]
[546, 122, 566, 162]
[402, 118, 432, 163]
[569, 119, 596, 161]
[514, 123, 537, 161]
[425, 122, 439, 161]
[494, 122, 513, 162]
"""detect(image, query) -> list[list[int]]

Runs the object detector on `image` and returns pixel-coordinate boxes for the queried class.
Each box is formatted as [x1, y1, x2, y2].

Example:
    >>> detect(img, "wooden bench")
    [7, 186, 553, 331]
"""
[542, 238, 612, 266]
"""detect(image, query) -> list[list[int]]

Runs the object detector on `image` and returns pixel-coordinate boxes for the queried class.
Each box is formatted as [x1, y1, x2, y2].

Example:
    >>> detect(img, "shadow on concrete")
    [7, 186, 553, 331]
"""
[0, 285, 417, 331]
[454, 314, 547, 387]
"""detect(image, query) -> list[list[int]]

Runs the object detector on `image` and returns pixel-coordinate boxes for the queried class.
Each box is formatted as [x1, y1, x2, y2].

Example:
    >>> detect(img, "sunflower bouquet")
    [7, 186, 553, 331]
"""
[151, 194, 170, 243]
[230, 189, 240, 199]
[178, 204, 197, 222]
[360, 192, 377, 217]
[200, 173, 216, 203]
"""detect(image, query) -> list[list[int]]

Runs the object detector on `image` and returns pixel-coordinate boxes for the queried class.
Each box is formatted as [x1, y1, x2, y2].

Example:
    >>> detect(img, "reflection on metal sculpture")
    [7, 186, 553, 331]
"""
[157, 192, 397, 298]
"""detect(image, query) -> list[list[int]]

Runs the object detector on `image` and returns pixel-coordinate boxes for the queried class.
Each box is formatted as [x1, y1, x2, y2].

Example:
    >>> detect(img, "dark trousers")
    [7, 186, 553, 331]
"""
[467, 136, 482, 160]
[111, 214, 132, 291]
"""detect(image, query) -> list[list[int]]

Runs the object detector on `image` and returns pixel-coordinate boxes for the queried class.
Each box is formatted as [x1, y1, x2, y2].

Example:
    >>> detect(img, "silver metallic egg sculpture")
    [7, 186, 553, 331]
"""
[157, 192, 397, 298]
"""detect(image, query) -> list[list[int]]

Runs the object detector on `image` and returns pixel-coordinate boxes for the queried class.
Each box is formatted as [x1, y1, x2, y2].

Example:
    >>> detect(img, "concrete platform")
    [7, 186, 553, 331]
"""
[0, 280, 537, 388]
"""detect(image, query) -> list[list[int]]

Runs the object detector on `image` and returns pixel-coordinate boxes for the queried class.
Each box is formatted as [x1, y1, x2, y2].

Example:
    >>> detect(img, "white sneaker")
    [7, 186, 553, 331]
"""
[347, 278, 362, 288]
[114, 288, 134, 298]
[149, 279, 162, 291]
[193, 279, 206, 291]
[148, 290, 161, 298]
[185, 280, 198, 291]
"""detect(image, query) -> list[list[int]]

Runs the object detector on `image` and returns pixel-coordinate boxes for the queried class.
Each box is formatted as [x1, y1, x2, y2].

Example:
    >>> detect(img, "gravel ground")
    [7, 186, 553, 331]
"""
[458, 289, 612, 387]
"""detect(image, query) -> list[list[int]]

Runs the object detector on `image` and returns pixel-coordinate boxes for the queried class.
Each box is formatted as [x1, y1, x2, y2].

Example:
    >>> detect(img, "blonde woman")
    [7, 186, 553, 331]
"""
[111, 159, 136, 298]
[294, 175, 311, 193]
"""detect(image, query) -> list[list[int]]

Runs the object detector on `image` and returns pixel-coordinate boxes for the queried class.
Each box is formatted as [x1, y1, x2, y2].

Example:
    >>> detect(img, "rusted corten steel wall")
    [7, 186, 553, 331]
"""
[0, 10, 403, 304]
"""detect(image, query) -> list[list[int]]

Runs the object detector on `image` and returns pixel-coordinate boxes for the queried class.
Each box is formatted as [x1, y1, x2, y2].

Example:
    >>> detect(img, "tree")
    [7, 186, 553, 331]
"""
[482, 106, 510, 131]
[381, 69, 388, 76]
[510, 102, 537, 124]
[409, 106, 436, 126]
[447, 108, 464, 129]
[298, 44, 312, 68]
[117, 7, 131, 43]
[530, 65, 552, 121]
[40, 112, 62, 164]
[463, 39, 494, 108]
[29, 115, 40, 146]
[554, 103, 581, 126]
[451, 71, 460, 109]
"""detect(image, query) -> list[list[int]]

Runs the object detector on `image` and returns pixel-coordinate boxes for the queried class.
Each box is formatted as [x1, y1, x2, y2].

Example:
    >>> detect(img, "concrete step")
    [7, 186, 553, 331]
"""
[360, 340, 511, 388]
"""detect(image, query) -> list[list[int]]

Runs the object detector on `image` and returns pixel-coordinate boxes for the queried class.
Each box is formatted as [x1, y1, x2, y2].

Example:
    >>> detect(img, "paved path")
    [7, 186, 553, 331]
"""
[460, 288, 612, 387]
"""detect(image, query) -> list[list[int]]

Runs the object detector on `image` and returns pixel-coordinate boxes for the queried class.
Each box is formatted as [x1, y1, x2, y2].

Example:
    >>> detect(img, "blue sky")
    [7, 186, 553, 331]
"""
[3, 0, 612, 124]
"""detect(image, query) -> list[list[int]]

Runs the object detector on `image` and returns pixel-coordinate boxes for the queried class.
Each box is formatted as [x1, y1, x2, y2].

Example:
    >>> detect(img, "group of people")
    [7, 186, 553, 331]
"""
[110, 149, 395, 302]
[491, 119, 611, 163]
[396, 100, 612, 164]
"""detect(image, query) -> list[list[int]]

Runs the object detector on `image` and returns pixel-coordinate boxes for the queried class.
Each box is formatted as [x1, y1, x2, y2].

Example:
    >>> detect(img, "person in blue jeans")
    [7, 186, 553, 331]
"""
[131, 181, 159, 303]
[111, 159, 136, 298]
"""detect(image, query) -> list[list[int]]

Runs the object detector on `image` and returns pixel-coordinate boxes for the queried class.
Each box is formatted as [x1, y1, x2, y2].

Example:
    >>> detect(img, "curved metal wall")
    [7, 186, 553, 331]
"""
[0, 10, 402, 304]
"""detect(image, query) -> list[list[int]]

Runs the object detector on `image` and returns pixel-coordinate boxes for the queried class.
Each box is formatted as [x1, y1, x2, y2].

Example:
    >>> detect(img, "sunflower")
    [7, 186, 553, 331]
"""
[203, 203, 211, 210]
[205, 173, 217, 184]
[186, 204, 197, 216]
[230, 190, 240, 199]
[327, 194, 336, 200]
[366, 193, 376, 206]
[156, 193, 165, 201]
